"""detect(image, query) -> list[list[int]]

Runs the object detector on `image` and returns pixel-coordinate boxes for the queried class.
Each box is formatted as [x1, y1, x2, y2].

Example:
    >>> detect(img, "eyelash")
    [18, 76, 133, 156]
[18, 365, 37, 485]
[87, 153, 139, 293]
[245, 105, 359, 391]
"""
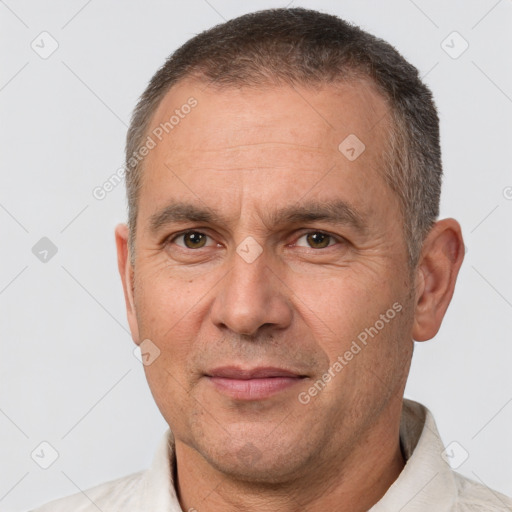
[166, 229, 343, 251]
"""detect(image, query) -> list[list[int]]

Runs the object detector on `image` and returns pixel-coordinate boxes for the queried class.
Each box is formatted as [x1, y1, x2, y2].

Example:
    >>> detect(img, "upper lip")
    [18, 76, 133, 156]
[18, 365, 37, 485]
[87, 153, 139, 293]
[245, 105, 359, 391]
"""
[206, 366, 305, 379]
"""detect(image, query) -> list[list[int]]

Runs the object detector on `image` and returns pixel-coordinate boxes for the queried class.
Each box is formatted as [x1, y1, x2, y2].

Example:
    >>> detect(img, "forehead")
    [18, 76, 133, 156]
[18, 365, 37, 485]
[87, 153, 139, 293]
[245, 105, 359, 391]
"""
[137, 78, 397, 230]
[149, 78, 390, 156]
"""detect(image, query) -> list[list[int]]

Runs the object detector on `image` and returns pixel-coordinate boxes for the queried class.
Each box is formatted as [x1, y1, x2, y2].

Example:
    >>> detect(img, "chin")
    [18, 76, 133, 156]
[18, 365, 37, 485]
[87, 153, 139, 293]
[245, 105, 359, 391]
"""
[208, 451, 304, 485]
[193, 426, 313, 485]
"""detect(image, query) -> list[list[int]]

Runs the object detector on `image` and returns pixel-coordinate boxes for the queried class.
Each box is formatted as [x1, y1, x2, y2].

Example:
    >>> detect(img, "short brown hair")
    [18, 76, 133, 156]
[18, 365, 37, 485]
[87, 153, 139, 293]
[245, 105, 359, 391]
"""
[125, 7, 442, 269]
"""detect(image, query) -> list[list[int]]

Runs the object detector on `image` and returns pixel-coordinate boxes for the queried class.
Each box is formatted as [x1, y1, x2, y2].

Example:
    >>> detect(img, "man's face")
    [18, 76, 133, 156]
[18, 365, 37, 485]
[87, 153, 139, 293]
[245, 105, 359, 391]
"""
[126, 79, 416, 481]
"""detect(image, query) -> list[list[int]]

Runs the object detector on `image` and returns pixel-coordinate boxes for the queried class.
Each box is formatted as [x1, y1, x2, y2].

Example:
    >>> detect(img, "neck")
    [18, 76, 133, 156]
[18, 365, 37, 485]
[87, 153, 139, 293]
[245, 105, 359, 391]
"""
[174, 401, 406, 512]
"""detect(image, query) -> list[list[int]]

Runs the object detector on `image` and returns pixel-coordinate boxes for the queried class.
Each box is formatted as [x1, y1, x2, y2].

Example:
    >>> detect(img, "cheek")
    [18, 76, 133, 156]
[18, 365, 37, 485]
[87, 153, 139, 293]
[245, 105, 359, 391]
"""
[135, 271, 202, 418]
[134, 263, 199, 335]
[133, 266, 207, 388]
[142, 361, 194, 436]
[307, 282, 410, 402]
[292, 267, 402, 347]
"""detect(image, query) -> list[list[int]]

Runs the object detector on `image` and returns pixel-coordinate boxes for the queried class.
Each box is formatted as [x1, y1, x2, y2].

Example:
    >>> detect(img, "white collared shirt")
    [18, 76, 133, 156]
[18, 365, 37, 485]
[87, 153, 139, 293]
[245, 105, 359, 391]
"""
[30, 399, 512, 511]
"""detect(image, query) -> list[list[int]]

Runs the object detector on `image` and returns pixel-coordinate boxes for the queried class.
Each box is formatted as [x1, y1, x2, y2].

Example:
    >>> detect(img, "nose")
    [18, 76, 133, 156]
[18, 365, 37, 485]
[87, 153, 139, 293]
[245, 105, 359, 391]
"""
[210, 246, 293, 337]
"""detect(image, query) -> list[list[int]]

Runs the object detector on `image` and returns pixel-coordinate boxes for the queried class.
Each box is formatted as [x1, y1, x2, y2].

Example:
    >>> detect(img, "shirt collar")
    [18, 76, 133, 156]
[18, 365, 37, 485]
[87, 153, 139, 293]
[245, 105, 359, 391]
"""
[140, 399, 457, 511]
[139, 428, 181, 511]
[369, 398, 457, 512]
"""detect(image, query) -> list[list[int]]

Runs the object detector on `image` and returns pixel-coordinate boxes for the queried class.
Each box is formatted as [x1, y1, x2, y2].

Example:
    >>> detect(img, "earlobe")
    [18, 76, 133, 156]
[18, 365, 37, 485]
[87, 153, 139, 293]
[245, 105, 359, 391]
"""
[412, 218, 465, 342]
[115, 223, 140, 344]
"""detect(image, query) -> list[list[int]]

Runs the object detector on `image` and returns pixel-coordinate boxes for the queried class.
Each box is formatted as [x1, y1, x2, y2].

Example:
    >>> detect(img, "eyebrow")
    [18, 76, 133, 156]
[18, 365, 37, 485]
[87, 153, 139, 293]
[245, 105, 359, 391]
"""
[148, 199, 367, 235]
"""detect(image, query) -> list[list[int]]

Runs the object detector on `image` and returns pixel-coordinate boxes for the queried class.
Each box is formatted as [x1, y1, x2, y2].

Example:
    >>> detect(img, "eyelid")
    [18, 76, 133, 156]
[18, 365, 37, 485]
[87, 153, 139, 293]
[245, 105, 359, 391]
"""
[165, 228, 343, 250]
[167, 229, 217, 248]
[291, 230, 342, 248]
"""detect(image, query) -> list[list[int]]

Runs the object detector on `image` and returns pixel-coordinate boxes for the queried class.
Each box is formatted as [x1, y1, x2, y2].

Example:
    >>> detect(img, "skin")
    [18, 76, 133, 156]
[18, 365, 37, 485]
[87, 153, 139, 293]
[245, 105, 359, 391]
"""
[115, 78, 464, 511]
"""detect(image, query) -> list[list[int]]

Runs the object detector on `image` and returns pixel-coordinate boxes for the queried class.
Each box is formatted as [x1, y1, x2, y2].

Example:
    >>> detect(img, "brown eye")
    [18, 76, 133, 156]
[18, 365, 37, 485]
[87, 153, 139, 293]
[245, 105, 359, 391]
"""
[177, 231, 208, 249]
[302, 232, 334, 249]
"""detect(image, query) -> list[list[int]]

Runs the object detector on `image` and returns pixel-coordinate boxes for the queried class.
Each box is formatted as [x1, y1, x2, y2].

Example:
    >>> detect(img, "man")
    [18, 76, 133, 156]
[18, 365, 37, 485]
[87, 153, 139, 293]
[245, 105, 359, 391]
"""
[32, 7, 511, 512]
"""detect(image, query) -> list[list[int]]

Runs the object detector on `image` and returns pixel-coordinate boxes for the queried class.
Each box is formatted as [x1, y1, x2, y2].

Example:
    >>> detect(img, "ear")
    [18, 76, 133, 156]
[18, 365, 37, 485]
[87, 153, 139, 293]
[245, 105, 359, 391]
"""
[115, 223, 140, 345]
[412, 218, 465, 341]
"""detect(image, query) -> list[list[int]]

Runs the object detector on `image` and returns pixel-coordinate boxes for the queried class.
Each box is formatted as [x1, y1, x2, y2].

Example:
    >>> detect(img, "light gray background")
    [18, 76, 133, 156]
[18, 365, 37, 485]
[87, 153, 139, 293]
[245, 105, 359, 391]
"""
[1, 1, 511, 510]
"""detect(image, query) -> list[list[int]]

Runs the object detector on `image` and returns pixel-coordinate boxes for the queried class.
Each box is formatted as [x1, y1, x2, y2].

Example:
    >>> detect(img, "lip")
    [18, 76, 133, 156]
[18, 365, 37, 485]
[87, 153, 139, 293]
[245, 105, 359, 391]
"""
[206, 366, 304, 379]
[205, 366, 306, 400]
